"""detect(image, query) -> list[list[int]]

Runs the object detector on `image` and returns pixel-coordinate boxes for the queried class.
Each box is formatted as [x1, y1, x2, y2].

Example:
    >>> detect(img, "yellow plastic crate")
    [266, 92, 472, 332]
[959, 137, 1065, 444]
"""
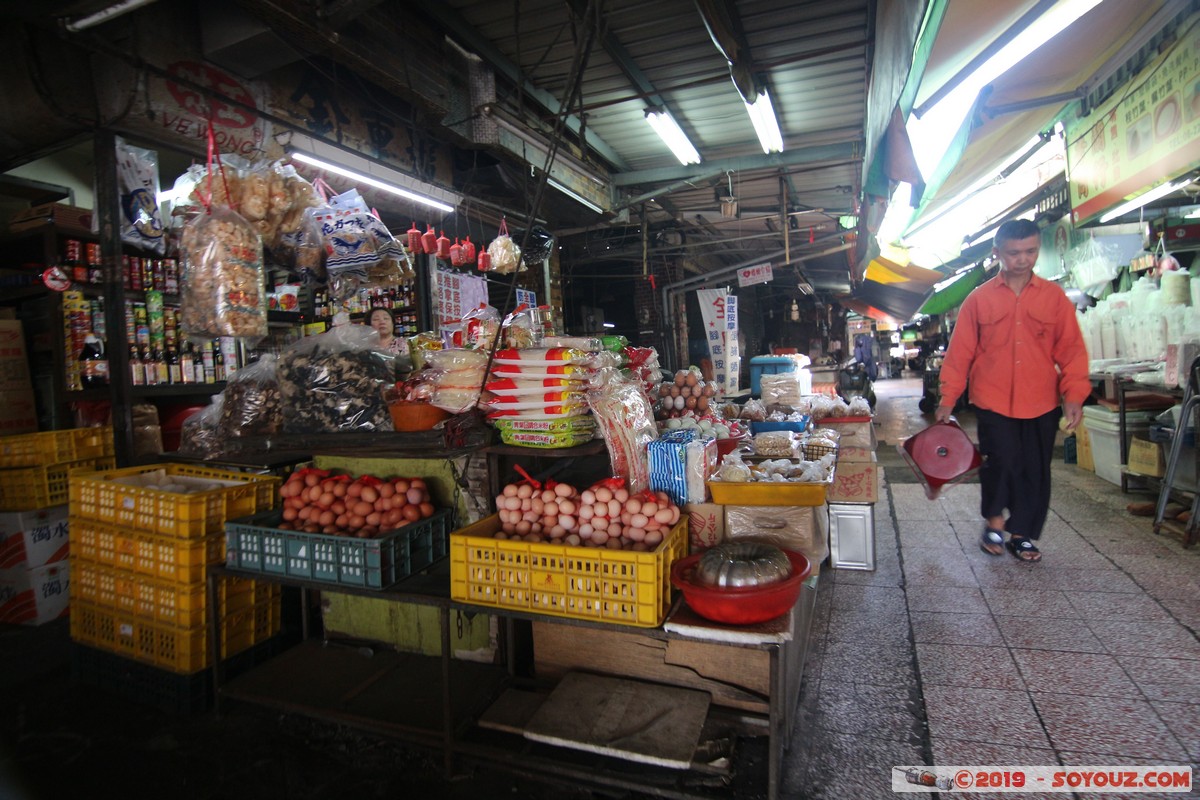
[71, 555, 259, 628]
[70, 464, 279, 539]
[0, 426, 112, 468]
[449, 514, 686, 627]
[71, 516, 118, 566]
[70, 517, 223, 581]
[69, 595, 280, 674]
[707, 475, 832, 507]
[0, 457, 114, 511]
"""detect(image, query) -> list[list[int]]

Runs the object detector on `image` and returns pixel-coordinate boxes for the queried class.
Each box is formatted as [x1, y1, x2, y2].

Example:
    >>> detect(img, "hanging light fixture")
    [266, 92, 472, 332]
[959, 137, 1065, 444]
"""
[645, 109, 702, 165]
[744, 87, 783, 154]
[790, 299, 800, 321]
[290, 149, 456, 213]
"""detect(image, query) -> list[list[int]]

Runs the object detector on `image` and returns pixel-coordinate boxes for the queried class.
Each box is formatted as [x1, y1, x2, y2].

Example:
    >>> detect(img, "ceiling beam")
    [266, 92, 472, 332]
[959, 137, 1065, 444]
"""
[410, 0, 628, 172]
[614, 142, 861, 186]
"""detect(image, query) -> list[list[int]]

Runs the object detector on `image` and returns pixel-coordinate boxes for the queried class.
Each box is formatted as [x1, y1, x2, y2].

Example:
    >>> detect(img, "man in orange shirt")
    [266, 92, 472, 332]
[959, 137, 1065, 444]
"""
[935, 219, 1090, 562]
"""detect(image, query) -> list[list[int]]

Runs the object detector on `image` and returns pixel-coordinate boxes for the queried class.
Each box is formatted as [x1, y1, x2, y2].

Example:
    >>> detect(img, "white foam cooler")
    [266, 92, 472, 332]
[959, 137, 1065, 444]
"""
[1082, 406, 1154, 486]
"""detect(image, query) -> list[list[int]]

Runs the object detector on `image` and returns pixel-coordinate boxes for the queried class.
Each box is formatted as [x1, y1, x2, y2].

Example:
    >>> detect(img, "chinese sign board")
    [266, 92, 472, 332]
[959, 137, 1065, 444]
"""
[515, 289, 537, 309]
[697, 289, 742, 395]
[433, 267, 488, 342]
[1066, 16, 1200, 225]
[737, 263, 773, 287]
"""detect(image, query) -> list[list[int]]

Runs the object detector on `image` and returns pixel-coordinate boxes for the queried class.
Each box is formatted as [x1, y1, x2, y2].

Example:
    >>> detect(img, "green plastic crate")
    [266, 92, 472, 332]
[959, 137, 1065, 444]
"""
[225, 508, 452, 589]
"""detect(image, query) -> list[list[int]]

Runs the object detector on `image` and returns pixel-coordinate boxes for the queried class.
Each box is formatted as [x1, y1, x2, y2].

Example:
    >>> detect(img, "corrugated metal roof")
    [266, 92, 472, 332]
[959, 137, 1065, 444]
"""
[432, 0, 873, 287]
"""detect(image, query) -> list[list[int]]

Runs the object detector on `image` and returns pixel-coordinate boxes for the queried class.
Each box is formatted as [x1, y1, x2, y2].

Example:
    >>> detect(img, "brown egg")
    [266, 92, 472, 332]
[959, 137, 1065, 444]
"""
[674, 371, 686, 387]
[685, 371, 699, 387]
[685, 396, 698, 409]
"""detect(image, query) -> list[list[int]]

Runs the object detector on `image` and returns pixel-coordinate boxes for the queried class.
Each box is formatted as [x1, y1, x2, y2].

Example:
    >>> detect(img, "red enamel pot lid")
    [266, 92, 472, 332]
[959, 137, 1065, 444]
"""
[902, 421, 982, 485]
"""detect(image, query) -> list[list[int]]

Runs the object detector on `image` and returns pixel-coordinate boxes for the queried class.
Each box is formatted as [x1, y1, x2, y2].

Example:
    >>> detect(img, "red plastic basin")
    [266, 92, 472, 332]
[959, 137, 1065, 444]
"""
[670, 549, 811, 625]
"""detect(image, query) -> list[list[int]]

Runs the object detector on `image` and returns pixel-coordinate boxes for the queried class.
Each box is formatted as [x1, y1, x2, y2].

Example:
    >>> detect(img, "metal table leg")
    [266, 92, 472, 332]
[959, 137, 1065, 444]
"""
[208, 572, 223, 716]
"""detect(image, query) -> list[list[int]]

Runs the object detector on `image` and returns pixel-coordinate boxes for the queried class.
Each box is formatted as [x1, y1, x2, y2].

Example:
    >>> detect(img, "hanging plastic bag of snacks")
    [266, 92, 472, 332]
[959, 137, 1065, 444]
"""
[115, 136, 167, 255]
[486, 218, 523, 274]
[180, 205, 268, 348]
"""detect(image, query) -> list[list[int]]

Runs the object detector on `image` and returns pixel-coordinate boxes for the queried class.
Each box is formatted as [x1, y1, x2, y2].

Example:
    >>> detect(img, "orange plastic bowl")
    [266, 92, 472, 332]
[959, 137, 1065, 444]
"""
[670, 548, 811, 624]
[388, 401, 451, 432]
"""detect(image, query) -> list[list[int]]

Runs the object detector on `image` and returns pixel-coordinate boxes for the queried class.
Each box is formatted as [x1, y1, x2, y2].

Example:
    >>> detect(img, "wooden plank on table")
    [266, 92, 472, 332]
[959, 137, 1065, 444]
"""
[523, 672, 710, 769]
[532, 622, 770, 713]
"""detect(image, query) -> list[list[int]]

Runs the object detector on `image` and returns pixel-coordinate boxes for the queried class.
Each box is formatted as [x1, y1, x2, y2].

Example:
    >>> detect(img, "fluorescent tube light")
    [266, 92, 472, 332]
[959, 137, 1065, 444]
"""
[796, 282, 813, 295]
[65, 0, 157, 32]
[602, 322, 616, 329]
[291, 151, 455, 213]
[744, 89, 783, 154]
[1185, 207, 1200, 219]
[967, 225, 1001, 249]
[547, 178, 605, 214]
[645, 110, 701, 165]
[1099, 178, 1194, 223]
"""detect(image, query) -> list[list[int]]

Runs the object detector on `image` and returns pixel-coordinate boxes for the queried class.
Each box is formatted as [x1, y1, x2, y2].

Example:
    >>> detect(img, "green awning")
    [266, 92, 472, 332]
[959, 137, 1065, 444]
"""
[918, 265, 985, 316]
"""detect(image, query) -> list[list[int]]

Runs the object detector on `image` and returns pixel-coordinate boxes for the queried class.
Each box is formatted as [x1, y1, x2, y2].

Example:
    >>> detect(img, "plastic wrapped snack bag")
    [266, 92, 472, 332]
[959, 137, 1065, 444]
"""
[180, 205, 268, 347]
[115, 136, 167, 254]
[587, 368, 657, 493]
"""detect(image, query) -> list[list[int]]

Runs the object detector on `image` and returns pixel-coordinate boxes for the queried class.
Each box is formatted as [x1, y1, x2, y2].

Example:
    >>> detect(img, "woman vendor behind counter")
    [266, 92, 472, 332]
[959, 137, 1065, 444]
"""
[367, 307, 413, 375]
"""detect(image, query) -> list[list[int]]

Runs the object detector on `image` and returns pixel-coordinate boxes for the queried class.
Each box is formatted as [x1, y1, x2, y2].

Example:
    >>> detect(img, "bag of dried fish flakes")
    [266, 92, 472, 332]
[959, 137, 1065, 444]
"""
[180, 205, 268, 348]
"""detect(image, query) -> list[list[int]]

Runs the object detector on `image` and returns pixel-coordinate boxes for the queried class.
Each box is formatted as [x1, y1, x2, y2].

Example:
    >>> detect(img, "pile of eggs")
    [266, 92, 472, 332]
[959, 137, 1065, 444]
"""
[494, 480, 681, 549]
[656, 369, 718, 419]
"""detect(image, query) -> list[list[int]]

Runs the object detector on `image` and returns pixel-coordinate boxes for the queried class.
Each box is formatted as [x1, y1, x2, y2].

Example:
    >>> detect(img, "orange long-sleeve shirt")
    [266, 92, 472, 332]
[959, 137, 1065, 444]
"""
[938, 273, 1091, 419]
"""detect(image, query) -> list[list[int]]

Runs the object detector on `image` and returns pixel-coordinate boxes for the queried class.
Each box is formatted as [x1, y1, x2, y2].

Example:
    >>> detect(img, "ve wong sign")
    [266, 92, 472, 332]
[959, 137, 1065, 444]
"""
[1066, 13, 1200, 225]
[737, 263, 773, 287]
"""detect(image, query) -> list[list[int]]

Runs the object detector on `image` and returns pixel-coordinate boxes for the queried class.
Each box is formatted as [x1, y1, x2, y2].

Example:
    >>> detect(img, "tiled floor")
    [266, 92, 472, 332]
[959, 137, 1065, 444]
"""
[787, 376, 1200, 799]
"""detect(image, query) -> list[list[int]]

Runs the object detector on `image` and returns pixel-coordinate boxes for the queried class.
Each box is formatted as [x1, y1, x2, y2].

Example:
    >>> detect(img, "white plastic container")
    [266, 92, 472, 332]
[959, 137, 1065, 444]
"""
[1082, 406, 1154, 486]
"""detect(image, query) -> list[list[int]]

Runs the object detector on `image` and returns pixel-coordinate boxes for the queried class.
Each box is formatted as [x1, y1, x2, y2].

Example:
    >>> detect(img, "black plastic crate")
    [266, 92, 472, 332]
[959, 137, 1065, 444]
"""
[225, 508, 452, 589]
[71, 637, 285, 717]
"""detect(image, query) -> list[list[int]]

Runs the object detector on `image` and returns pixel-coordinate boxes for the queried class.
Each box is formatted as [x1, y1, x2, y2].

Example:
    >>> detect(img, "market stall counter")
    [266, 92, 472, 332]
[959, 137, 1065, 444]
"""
[208, 555, 819, 800]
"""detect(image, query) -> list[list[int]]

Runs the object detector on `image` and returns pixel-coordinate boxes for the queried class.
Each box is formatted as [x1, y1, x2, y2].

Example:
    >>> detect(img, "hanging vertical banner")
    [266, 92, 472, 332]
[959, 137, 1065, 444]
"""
[433, 266, 487, 342]
[697, 289, 741, 395]
[725, 294, 741, 394]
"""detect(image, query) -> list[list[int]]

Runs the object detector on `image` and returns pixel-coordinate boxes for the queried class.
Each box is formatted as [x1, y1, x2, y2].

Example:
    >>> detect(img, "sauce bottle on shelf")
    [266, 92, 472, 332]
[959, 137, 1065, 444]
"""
[79, 333, 108, 388]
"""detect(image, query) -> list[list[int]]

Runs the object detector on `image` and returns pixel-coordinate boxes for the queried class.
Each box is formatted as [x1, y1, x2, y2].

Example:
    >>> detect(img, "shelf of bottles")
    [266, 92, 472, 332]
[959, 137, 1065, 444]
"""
[313, 284, 420, 339]
[64, 241, 245, 393]
[63, 235, 425, 394]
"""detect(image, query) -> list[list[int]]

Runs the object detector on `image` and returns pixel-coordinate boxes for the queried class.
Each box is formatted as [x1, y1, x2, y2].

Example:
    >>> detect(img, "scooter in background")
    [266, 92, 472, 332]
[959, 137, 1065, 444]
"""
[840, 361, 876, 409]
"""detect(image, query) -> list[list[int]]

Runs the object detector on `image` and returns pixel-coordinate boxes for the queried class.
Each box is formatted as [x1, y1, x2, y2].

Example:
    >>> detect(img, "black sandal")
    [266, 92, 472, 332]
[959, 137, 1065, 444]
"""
[1006, 536, 1041, 563]
[980, 527, 1005, 556]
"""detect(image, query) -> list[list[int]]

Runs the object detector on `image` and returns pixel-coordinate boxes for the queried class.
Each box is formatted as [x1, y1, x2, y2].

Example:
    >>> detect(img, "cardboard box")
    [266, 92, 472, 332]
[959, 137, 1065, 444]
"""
[0, 559, 69, 625]
[0, 505, 69, 568]
[8, 203, 94, 235]
[838, 446, 877, 463]
[828, 461, 879, 503]
[0, 320, 32, 391]
[724, 504, 827, 564]
[1076, 422, 1094, 472]
[1127, 437, 1164, 478]
[0, 389, 38, 435]
[684, 502, 725, 551]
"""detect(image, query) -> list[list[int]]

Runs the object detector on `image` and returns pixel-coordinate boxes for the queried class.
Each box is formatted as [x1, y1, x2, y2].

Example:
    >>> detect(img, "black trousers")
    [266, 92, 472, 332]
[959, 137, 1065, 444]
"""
[975, 406, 1061, 540]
